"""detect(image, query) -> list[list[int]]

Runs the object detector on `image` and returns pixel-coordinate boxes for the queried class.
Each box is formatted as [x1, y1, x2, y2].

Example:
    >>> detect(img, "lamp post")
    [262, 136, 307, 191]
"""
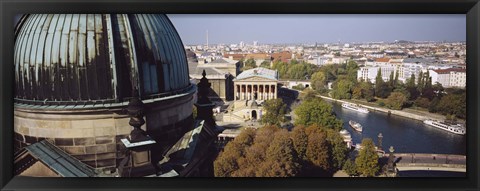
[377, 133, 383, 151]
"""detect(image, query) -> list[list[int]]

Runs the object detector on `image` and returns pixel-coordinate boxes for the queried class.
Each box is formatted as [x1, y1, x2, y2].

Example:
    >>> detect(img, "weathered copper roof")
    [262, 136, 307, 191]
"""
[15, 140, 96, 177]
[14, 14, 190, 106]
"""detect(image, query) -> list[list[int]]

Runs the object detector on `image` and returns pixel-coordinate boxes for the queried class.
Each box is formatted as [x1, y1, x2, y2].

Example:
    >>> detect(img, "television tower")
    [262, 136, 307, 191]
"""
[206, 30, 209, 48]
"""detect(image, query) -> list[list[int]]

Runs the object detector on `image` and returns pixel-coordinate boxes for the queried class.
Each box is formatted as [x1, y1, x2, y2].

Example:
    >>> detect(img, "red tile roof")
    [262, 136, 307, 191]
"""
[375, 58, 390, 62]
[432, 68, 466, 74]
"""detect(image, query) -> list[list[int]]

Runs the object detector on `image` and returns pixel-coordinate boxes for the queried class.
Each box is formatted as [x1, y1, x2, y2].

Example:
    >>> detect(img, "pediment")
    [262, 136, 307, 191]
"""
[235, 76, 277, 82]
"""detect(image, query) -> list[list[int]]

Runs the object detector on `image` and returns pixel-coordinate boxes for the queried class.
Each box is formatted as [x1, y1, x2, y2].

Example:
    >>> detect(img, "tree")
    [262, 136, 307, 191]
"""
[331, 79, 355, 99]
[291, 126, 308, 161]
[292, 83, 306, 91]
[288, 63, 308, 79]
[294, 97, 343, 130]
[343, 159, 357, 176]
[262, 129, 300, 177]
[306, 131, 330, 174]
[414, 97, 430, 108]
[352, 81, 375, 102]
[394, 70, 400, 87]
[388, 71, 395, 88]
[406, 73, 419, 101]
[417, 71, 424, 93]
[261, 99, 288, 126]
[375, 69, 391, 98]
[240, 58, 257, 72]
[325, 128, 348, 170]
[375, 69, 383, 87]
[385, 92, 408, 110]
[435, 92, 466, 119]
[406, 73, 416, 88]
[355, 138, 379, 177]
[260, 60, 271, 68]
[311, 71, 327, 91]
[300, 88, 317, 101]
[375, 82, 391, 99]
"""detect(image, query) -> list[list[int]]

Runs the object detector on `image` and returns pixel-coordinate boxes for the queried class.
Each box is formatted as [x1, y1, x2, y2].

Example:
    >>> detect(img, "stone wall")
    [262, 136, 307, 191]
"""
[14, 91, 195, 173]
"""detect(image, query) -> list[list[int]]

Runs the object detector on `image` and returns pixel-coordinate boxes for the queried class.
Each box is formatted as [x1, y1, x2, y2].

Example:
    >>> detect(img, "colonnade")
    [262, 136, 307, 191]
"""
[234, 83, 277, 101]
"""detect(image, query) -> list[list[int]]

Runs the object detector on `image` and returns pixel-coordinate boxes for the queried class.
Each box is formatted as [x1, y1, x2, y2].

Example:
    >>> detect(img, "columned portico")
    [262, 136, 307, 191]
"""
[233, 82, 278, 101]
[233, 67, 279, 102]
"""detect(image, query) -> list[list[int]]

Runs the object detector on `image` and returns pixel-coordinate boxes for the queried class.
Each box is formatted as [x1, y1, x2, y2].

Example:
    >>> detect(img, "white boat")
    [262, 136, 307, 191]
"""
[349, 120, 363, 132]
[423, 119, 466, 135]
[342, 103, 369, 113]
[339, 129, 352, 148]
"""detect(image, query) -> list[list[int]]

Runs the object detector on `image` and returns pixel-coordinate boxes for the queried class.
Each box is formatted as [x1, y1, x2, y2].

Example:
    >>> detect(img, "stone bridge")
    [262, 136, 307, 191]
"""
[392, 153, 466, 172]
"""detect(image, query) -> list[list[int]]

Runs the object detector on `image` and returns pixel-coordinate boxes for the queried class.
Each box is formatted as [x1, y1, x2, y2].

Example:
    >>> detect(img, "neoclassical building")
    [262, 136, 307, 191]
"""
[233, 67, 278, 101]
[223, 67, 279, 122]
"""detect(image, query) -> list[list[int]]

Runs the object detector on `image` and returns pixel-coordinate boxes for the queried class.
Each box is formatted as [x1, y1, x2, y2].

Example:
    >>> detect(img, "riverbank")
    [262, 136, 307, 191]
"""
[317, 95, 447, 122]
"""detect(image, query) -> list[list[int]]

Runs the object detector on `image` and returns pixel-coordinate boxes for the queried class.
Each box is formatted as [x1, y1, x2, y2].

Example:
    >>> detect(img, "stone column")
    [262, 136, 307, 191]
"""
[274, 84, 277, 99]
[260, 84, 264, 100]
[234, 84, 237, 101]
[241, 84, 245, 100]
[264, 84, 267, 100]
[265, 85, 270, 100]
[248, 85, 251, 100]
[270, 85, 274, 100]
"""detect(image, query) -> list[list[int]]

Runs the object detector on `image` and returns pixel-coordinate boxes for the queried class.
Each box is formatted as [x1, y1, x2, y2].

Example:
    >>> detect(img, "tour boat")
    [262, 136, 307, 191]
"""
[339, 129, 353, 148]
[341, 103, 369, 114]
[348, 120, 363, 132]
[423, 119, 466, 135]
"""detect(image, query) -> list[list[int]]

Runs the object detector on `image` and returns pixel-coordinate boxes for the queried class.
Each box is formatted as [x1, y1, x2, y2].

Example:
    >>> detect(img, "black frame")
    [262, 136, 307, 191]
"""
[1, 0, 479, 190]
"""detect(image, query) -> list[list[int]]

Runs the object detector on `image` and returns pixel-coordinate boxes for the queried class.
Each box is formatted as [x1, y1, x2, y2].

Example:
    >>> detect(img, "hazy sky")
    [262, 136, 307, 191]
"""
[168, 14, 466, 45]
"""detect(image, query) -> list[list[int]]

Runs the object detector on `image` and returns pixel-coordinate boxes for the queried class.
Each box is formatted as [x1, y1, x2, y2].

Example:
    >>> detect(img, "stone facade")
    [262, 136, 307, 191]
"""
[14, 90, 195, 173]
[234, 76, 278, 101]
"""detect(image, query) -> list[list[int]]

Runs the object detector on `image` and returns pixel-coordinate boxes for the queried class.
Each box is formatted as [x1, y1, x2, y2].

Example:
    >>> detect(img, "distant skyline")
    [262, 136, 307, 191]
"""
[168, 14, 466, 45]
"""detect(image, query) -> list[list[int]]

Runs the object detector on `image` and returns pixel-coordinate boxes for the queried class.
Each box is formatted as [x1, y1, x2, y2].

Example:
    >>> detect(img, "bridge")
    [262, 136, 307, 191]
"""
[391, 153, 466, 172]
[278, 80, 311, 89]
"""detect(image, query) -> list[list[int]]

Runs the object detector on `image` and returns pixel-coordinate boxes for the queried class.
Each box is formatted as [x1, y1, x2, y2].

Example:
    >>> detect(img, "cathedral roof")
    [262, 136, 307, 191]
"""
[14, 14, 191, 107]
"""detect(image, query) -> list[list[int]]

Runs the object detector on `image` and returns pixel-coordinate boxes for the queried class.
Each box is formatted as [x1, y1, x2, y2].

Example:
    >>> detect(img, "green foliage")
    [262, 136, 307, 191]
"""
[272, 60, 318, 80]
[434, 91, 466, 119]
[325, 128, 348, 169]
[375, 82, 392, 99]
[299, 88, 317, 101]
[288, 63, 308, 79]
[374, 69, 392, 98]
[343, 159, 358, 176]
[294, 97, 343, 130]
[215, 123, 349, 177]
[388, 71, 395, 87]
[306, 131, 330, 172]
[260, 60, 271, 68]
[241, 58, 257, 71]
[262, 130, 300, 177]
[331, 79, 355, 99]
[352, 81, 375, 102]
[406, 73, 416, 88]
[261, 99, 288, 126]
[292, 83, 306, 91]
[291, 126, 308, 161]
[385, 92, 408, 110]
[414, 97, 430, 108]
[311, 71, 327, 91]
[355, 138, 379, 177]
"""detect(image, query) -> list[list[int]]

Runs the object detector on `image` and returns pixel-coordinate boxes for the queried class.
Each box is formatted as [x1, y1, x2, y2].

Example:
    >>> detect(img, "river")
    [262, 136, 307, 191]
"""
[330, 102, 467, 155]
